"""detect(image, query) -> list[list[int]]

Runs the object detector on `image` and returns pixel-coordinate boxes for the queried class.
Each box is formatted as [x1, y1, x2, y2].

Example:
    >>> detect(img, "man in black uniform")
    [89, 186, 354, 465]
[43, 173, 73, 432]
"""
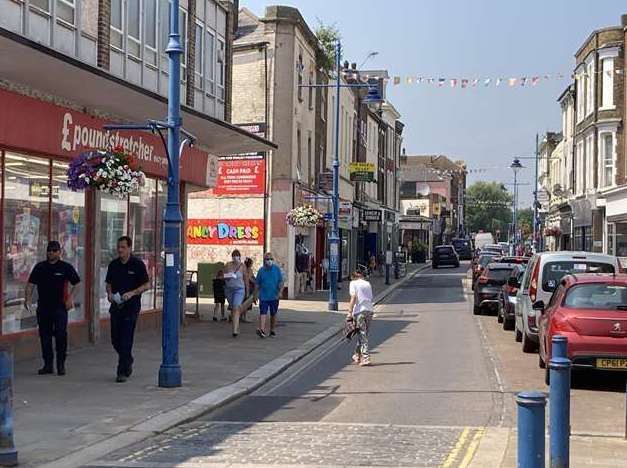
[106, 236, 150, 383]
[25, 240, 81, 376]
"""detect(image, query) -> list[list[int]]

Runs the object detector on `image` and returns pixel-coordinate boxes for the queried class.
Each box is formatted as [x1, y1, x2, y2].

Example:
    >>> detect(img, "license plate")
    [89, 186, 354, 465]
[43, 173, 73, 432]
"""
[596, 358, 627, 369]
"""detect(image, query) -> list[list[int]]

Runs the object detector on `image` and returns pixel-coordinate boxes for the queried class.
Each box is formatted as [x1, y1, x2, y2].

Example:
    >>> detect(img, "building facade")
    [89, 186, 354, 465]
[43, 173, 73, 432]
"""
[0, 1, 271, 357]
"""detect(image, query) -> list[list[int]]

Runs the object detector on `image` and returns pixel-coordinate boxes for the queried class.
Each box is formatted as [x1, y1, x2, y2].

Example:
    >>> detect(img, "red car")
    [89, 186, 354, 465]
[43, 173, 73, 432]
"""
[536, 274, 627, 384]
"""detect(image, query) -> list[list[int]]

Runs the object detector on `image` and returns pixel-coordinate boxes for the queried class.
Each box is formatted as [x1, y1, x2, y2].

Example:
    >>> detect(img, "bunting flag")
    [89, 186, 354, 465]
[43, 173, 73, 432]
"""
[385, 68, 624, 89]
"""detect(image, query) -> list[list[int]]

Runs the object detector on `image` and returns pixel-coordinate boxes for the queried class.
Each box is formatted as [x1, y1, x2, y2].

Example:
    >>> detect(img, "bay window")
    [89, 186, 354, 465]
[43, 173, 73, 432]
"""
[600, 132, 614, 188]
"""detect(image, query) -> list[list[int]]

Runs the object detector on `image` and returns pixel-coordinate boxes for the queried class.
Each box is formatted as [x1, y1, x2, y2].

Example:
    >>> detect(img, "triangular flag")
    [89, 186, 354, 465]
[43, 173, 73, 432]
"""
[450, 79, 457, 88]
[520, 77, 528, 87]
[484, 78, 491, 86]
[544, 74, 551, 80]
[508, 78, 517, 87]
[393, 76, 401, 85]
[531, 76, 540, 86]
[496, 78, 502, 87]
[557, 73, 564, 79]
[406, 77, 413, 84]
[471, 79, 479, 87]
[461, 79, 469, 88]
[417, 77, 423, 84]
[437, 78, 446, 87]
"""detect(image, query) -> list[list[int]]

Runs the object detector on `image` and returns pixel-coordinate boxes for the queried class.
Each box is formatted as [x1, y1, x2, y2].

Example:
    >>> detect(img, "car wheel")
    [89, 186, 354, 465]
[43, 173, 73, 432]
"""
[503, 317, 514, 331]
[538, 353, 546, 369]
[473, 305, 481, 315]
[544, 368, 550, 386]
[522, 332, 537, 353]
[497, 307, 504, 323]
[515, 326, 522, 342]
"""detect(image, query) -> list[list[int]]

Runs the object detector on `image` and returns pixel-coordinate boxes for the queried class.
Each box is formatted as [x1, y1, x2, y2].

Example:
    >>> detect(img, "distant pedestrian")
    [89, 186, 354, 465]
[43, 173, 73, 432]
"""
[347, 270, 374, 366]
[255, 252, 283, 338]
[106, 236, 150, 383]
[241, 257, 256, 323]
[25, 241, 80, 376]
[224, 249, 248, 337]
[212, 270, 226, 321]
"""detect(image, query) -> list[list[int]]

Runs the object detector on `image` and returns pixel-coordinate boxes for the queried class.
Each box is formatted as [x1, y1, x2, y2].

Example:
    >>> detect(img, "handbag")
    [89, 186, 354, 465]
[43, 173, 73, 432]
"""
[344, 316, 360, 341]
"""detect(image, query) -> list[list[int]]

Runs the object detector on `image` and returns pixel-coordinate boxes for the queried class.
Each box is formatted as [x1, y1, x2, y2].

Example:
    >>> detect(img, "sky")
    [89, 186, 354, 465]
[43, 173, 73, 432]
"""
[240, 0, 626, 207]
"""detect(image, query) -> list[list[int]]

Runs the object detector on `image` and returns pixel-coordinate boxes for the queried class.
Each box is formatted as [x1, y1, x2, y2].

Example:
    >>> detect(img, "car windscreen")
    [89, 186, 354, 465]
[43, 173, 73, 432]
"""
[564, 284, 627, 310]
[452, 240, 469, 249]
[436, 247, 454, 254]
[486, 267, 514, 282]
[542, 262, 615, 292]
[479, 255, 498, 267]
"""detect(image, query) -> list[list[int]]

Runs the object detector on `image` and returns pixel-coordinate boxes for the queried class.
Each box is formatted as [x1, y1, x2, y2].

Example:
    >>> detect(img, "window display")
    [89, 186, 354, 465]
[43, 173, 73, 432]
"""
[3, 153, 50, 333]
[155, 180, 167, 308]
[99, 193, 128, 316]
[130, 178, 157, 309]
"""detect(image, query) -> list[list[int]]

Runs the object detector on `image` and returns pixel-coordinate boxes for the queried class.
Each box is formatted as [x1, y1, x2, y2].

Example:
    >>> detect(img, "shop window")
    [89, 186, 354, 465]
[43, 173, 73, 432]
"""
[607, 223, 616, 256]
[155, 180, 167, 308]
[99, 193, 128, 316]
[617, 223, 627, 258]
[51, 161, 86, 323]
[129, 178, 157, 310]
[3, 153, 50, 334]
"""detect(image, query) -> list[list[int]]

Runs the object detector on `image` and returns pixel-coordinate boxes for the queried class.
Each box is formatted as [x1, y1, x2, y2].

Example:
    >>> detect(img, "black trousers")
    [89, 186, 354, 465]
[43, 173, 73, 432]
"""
[110, 306, 139, 375]
[37, 306, 68, 368]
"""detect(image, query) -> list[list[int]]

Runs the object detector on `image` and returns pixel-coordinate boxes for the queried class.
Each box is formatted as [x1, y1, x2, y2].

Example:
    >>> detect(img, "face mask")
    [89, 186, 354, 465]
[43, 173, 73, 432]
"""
[233, 256, 241, 263]
[264, 259, 273, 267]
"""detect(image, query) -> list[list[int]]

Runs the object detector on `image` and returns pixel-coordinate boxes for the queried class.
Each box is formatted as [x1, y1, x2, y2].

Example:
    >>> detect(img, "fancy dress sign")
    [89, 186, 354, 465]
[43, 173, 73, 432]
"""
[187, 219, 264, 245]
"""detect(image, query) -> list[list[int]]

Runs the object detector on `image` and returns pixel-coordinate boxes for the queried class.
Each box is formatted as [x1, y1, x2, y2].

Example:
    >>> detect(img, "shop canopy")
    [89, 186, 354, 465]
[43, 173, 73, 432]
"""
[0, 29, 276, 155]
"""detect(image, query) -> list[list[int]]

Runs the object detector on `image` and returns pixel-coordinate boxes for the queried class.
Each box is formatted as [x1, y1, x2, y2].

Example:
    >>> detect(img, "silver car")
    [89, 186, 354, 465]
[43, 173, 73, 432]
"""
[514, 251, 620, 353]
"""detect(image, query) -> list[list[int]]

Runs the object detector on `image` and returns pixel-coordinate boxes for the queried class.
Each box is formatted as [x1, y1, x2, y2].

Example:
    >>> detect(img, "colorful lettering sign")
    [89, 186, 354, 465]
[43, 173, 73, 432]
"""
[349, 162, 375, 182]
[186, 219, 264, 245]
[214, 156, 265, 195]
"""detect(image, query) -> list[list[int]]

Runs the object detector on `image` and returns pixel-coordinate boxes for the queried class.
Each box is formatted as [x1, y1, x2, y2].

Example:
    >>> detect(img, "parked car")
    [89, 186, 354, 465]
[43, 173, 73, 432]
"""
[452, 238, 472, 260]
[432, 245, 460, 269]
[474, 231, 495, 251]
[495, 256, 529, 265]
[473, 263, 517, 315]
[536, 274, 627, 384]
[498, 264, 526, 330]
[472, 252, 501, 289]
[514, 251, 620, 353]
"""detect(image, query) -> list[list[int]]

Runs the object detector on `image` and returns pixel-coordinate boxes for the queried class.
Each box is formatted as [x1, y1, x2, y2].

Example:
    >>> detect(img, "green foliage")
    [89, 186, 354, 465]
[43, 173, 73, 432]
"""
[410, 240, 428, 253]
[315, 22, 340, 72]
[465, 181, 513, 238]
[517, 207, 533, 236]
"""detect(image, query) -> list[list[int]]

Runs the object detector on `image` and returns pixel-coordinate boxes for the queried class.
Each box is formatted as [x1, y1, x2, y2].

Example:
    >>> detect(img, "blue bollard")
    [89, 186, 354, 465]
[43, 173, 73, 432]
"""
[549, 335, 571, 468]
[0, 346, 17, 466]
[517, 391, 546, 468]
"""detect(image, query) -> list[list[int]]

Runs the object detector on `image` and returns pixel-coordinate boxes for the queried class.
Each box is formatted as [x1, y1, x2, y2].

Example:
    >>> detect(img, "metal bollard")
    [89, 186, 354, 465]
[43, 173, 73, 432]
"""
[517, 391, 546, 468]
[0, 346, 17, 466]
[549, 335, 571, 468]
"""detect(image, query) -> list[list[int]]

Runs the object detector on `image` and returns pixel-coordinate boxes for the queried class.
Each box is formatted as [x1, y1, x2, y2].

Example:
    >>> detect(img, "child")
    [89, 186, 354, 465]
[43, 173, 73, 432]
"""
[212, 270, 226, 321]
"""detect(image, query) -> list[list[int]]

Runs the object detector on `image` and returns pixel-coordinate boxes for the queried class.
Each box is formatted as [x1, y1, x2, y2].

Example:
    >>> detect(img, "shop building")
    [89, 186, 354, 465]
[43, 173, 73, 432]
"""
[0, 1, 272, 358]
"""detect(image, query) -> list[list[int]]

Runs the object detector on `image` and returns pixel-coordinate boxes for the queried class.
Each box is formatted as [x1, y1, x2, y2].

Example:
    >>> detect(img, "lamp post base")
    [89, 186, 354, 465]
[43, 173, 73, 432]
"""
[158, 364, 182, 388]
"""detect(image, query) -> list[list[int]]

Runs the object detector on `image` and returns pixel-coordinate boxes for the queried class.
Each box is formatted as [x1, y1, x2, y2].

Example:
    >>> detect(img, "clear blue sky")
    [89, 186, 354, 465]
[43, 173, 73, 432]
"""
[240, 0, 626, 206]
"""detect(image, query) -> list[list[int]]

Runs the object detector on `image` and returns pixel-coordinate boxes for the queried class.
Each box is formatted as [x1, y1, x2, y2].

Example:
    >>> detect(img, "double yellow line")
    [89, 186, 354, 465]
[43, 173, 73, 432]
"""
[442, 427, 486, 468]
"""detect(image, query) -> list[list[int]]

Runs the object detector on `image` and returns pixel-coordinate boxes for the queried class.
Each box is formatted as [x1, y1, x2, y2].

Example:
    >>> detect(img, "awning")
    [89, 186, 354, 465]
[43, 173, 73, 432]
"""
[0, 28, 276, 155]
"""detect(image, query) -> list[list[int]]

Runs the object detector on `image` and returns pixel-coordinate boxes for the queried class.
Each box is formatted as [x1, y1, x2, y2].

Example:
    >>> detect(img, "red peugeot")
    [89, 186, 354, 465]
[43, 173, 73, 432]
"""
[536, 274, 627, 384]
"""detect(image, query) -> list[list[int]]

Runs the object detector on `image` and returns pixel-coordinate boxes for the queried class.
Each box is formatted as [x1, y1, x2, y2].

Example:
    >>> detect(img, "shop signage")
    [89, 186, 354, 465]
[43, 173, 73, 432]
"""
[0, 89, 213, 188]
[318, 171, 333, 192]
[349, 162, 375, 182]
[399, 221, 431, 231]
[186, 219, 264, 245]
[214, 155, 265, 195]
[237, 122, 267, 138]
[29, 183, 59, 199]
[362, 209, 382, 222]
[338, 201, 352, 221]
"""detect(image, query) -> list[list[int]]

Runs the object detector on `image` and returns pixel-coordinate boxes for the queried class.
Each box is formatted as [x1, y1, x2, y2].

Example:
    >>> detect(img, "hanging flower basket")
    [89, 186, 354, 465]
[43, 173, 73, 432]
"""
[67, 148, 145, 199]
[286, 205, 324, 228]
[544, 226, 562, 238]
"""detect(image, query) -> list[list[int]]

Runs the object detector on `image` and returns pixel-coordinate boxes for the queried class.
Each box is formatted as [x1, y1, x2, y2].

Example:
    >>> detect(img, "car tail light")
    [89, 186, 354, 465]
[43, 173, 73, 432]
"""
[529, 260, 540, 303]
[553, 312, 575, 333]
[478, 275, 488, 284]
[527, 314, 537, 331]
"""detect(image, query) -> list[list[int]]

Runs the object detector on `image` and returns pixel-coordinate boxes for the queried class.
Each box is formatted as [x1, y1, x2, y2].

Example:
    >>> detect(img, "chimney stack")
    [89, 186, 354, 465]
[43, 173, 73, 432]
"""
[622, 14, 627, 27]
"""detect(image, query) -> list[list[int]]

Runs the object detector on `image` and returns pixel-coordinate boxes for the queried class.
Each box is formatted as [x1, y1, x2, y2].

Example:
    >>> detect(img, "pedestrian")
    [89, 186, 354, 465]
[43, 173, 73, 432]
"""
[224, 249, 248, 337]
[105, 236, 150, 383]
[241, 257, 256, 323]
[212, 270, 226, 321]
[25, 241, 81, 376]
[347, 270, 374, 366]
[254, 252, 283, 338]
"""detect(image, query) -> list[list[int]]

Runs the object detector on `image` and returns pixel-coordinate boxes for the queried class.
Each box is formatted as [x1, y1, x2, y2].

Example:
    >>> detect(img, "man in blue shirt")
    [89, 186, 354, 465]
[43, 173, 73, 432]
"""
[255, 252, 284, 338]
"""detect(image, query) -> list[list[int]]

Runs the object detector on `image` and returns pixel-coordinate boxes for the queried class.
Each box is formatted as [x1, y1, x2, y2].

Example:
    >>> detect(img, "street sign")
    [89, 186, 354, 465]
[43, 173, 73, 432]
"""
[329, 237, 340, 273]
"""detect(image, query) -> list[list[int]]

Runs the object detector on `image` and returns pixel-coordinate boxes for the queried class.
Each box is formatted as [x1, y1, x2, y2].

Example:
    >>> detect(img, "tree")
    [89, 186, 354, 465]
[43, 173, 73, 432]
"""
[465, 182, 513, 240]
[517, 208, 533, 237]
[315, 22, 340, 72]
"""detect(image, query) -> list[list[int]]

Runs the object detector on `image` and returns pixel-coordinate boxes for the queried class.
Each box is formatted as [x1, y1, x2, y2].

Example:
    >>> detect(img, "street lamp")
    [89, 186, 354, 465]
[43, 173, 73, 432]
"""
[510, 158, 523, 253]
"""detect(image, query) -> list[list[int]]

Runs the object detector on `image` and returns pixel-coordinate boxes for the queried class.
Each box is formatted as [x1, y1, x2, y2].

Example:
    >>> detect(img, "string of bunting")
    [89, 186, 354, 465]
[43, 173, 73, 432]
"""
[384, 69, 624, 88]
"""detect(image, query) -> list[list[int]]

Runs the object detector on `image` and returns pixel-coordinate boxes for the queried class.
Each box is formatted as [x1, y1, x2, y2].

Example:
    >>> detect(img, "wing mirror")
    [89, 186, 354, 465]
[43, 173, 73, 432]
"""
[532, 300, 545, 312]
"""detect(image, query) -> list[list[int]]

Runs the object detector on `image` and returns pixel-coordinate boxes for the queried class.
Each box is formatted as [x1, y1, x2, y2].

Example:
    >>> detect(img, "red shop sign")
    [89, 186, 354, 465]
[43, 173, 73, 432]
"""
[0, 88, 214, 187]
[214, 155, 265, 196]
[186, 219, 264, 245]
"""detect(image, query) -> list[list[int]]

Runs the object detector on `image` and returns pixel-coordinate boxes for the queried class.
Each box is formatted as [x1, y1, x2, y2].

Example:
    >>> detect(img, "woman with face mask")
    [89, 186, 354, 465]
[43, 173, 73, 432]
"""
[223, 249, 248, 337]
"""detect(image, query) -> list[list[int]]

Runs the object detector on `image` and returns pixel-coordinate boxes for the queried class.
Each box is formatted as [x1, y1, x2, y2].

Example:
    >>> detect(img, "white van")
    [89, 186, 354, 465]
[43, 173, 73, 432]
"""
[514, 251, 620, 353]
[474, 232, 495, 251]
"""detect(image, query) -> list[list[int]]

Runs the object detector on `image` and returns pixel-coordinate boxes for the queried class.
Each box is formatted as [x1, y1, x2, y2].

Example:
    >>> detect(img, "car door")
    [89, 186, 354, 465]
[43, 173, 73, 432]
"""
[538, 283, 565, 361]
[516, 255, 537, 331]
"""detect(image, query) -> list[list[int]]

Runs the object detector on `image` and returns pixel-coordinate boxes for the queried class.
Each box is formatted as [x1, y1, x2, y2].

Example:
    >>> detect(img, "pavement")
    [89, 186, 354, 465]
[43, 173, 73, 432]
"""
[12, 263, 425, 468]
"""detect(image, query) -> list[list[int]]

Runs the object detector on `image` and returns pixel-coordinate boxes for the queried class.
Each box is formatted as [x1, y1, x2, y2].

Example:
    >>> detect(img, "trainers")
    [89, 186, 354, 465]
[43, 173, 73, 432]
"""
[38, 366, 53, 375]
[359, 359, 371, 367]
[269, 330, 276, 337]
[115, 374, 127, 383]
[256, 329, 266, 338]
[57, 365, 66, 376]
[213, 316, 218, 322]
[351, 354, 360, 364]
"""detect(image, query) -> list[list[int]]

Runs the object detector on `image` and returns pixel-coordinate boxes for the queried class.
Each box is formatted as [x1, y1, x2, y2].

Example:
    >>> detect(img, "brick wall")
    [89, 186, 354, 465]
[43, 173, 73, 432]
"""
[185, 0, 196, 107]
[97, 0, 111, 70]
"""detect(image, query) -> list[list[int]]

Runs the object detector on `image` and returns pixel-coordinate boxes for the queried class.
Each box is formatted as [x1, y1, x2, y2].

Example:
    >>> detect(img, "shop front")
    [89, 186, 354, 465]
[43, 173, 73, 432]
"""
[604, 187, 627, 261]
[572, 198, 593, 252]
[0, 88, 215, 358]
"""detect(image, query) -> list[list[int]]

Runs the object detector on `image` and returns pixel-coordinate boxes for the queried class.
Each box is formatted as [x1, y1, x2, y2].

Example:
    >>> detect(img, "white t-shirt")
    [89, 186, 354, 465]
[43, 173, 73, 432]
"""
[349, 278, 374, 316]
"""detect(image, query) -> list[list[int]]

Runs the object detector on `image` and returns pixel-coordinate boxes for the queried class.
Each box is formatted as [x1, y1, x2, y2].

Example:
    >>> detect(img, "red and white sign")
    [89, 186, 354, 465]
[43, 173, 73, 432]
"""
[0, 88, 215, 187]
[187, 219, 264, 245]
[214, 155, 265, 196]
